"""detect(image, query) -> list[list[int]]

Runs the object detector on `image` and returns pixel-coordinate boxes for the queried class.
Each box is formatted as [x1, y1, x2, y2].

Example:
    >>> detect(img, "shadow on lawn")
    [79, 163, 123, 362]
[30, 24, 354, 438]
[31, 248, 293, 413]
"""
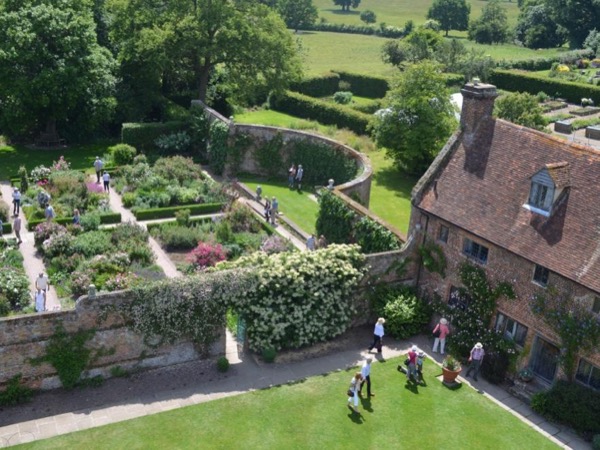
[371, 166, 416, 199]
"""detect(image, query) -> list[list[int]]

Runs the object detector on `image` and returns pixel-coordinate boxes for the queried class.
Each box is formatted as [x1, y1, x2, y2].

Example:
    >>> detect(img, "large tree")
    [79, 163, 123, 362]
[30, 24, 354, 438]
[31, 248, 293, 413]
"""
[468, 0, 509, 44]
[515, 1, 566, 49]
[0, 0, 116, 139]
[108, 0, 302, 105]
[426, 0, 470, 37]
[495, 92, 545, 130]
[545, 0, 600, 49]
[332, 0, 360, 12]
[278, 0, 318, 33]
[371, 61, 457, 175]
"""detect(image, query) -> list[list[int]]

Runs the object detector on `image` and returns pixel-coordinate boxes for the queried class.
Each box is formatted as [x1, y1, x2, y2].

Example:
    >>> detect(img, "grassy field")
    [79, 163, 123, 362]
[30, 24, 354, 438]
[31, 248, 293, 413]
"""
[314, 0, 521, 30]
[298, 32, 569, 77]
[0, 140, 117, 180]
[235, 109, 416, 234]
[16, 358, 559, 450]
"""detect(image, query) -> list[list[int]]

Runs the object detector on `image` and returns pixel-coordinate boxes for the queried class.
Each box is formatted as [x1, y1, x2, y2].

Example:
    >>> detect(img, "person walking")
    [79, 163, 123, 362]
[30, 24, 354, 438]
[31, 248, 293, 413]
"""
[432, 318, 450, 354]
[466, 342, 485, 381]
[12, 187, 21, 216]
[35, 272, 50, 294]
[35, 288, 46, 313]
[359, 357, 374, 397]
[102, 171, 111, 192]
[288, 164, 296, 188]
[45, 203, 55, 222]
[270, 197, 278, 224]
[13, 216, 22, 244]
[368, 317, 385, 353]
[347, 372, 363, 414]
[256, 185, 262, 202]
[264, 198, 271, 222]
[406, 345, 419, 382]
[295, 164, 304, 191]
[306, 234, 316, 251]
[94, 156, 104, 183]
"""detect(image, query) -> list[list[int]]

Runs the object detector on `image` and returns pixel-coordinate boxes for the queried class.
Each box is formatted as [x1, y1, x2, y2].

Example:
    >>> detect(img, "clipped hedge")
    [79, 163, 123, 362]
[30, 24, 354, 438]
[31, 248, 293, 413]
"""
[335, 71, 389, 99]
[2, 222, 12, 234]
[271, 91, 371, 135]
[490, 70, 600, 105]
[497, 50, 594, 72]
[121, 121, 188, 151]
[291, 73, 341, 98]
[27, 212, 122, 231]
[444, 73, 465, 87]
[298, 22, 406, 39]
[134, 203, 225, 221]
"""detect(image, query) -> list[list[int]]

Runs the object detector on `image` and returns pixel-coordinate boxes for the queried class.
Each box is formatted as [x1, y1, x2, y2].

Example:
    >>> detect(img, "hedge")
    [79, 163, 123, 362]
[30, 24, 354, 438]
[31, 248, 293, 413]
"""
[298, 22, 406, 39]
[121, 121, 188, 151]
[490, 69, 600, 105]
[271, 91, 371, 135]
[27, 212, 122, 231]
[497, 49, 594, 72]
[145, 216, 214, 232]
[291, 73, 341, 98]
[444, 73, 465, 87]
[133, 203, 225, 221]
[335, 71, 389, 99]
[10, 167, 118, 186]
[2, 222, 12, 234]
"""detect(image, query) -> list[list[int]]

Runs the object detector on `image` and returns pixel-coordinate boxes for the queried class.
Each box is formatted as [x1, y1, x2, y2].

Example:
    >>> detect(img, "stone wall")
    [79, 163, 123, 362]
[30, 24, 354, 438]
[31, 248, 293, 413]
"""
[0, 291, 223, 390]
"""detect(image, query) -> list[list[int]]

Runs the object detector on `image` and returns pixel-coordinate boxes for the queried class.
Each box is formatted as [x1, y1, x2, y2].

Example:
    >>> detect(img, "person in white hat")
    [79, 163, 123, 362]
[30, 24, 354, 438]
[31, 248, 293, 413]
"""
[407, 345, 419, 381]
[432, 318, 450, 354]
[368, 317, 385, 353]
[466, 342, 485, 381]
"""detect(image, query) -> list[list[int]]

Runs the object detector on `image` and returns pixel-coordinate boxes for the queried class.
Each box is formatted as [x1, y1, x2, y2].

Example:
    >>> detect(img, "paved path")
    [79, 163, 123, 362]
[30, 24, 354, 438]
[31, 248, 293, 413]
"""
[0, 332, 588, 448]
[0, 182, 60, 311]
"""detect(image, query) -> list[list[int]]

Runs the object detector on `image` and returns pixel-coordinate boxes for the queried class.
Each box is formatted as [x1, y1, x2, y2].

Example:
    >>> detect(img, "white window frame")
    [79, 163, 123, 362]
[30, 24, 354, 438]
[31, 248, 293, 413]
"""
[495, 313, 528, 347]
[575, 359, 600, 390]
[532, 264, 550, 287]
[527, 181, 554, 214]
[463, 238, 489, 265]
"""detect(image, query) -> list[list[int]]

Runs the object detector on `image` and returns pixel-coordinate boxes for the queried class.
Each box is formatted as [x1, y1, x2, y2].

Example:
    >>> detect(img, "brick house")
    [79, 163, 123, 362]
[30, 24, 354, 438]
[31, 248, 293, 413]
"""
[409, 82, 600, 388]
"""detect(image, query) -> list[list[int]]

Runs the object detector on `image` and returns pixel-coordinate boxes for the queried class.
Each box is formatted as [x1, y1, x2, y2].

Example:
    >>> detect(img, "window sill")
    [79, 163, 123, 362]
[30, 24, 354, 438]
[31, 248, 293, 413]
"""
[531, 280, 548, 289]
[523, 204, 550, 217]
[462, 254, 487, 266]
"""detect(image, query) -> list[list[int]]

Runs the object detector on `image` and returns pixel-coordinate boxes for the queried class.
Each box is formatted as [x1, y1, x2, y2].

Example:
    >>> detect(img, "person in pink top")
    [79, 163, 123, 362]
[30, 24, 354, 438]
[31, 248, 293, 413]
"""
[432, 317, 450, 354]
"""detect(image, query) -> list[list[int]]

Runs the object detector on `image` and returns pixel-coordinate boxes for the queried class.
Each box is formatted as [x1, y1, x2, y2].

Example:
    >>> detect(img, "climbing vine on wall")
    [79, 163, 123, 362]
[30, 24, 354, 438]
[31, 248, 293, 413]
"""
[418, 240, 447, 277]
[208, 120, 230, 175]
[256, 133, 284, 178]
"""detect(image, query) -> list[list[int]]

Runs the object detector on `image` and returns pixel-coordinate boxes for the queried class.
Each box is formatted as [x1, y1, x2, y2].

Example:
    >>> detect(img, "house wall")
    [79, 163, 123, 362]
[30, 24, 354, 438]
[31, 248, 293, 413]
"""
[413, 207, 600, 381]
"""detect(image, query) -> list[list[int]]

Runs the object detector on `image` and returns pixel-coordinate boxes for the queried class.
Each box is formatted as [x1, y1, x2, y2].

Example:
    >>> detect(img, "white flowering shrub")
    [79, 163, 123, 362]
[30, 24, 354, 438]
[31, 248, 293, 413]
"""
[219, 244, 367, 352]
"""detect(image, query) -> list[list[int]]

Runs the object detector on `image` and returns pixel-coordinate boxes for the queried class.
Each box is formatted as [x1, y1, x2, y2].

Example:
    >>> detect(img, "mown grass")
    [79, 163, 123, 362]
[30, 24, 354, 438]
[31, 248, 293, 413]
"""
[16, 357, 559, 450]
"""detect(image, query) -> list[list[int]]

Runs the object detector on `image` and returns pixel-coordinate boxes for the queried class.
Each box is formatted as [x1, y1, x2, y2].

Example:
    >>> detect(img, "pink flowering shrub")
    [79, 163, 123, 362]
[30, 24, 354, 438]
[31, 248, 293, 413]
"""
[52, 156, 71, 172]
[34, 222, 67, 248]
[260, 235, 292, 254]
[70, 269, 93, 297]
[187, 242, 226, 270]
[105, 272, 138, 291]
[86, 182, 104, 194]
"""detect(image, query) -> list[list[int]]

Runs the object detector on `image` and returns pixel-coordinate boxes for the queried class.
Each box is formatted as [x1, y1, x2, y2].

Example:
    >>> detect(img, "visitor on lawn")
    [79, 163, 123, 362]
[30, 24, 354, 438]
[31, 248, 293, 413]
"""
[288, 163, 296, 188]
[406, 345, 418, 382]
[256, 185, 262, 202]
[264, 198, 271, 222]
[45, 203, 55, 222]
[432, 318, 450, 354]
[368, 317, 385, 354]
[347, 372, 363, 414]
[12, 187, 21, 216]
[416, 350, 425, 382]
[35, 288, 46, 313]
[359, 356, 374, 397]
[102, 171, 110, 193]
[94, 156, 104, 183]
[295, 164, 304, 191]
[466, 342, 485, 381]
[13, 216, 22, 244]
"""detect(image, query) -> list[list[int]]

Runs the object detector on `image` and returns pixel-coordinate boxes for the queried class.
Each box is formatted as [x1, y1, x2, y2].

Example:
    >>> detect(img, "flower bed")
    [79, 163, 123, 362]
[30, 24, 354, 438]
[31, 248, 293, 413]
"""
[0, 240, 31, 317]
[133, 203, 224, 221]
[571, 106, 600, 116]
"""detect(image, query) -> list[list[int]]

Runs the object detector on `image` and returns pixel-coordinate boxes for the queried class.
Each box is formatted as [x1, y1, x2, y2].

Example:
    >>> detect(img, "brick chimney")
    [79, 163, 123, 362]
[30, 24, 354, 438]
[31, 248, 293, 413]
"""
[460, 82, 498, 138]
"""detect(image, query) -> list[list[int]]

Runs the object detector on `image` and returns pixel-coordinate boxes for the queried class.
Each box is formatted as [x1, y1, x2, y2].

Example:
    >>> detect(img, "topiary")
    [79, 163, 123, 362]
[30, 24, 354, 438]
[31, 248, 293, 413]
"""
[216, 356, 230, 372]
[262, 347, 276, 363]
[109, 144, 137, 166]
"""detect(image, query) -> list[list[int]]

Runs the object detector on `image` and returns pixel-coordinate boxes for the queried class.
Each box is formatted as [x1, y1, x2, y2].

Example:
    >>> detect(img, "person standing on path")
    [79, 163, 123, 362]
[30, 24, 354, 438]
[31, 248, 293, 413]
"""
[103, 171, 111, 192]
[94, 156, 104, 183]
[12, 187, 21, 216]
[13, 216, 22, 244]
[35, 288, 46, 313]
[264, 198, 271, 222]
[406, 345, 418, 382]
[270, 197, 278, 224]
[466, 342, 485, 381]
[359, 357, 374, 397]
[45, 203, 55, 222]
[347, 372, 363, 414]
[35, 272, 50, 295]
[432, 318, 450, 354]
[295, 164, 304, 191]
[306, 234, 316, 251]
[368, 317, 385, 353]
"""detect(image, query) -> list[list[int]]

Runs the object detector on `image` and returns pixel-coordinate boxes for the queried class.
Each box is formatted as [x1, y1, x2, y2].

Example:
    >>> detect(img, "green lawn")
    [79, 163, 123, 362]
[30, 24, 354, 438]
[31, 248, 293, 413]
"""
[237, 175, 319, 235]
[0, 140, 117, 180]
[17, 358, 559, 450]
[235, 109, 416, 234]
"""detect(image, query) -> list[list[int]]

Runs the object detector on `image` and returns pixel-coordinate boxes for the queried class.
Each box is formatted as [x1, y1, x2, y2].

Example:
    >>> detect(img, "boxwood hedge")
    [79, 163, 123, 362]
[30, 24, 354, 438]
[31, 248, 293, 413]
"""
[134, 203, 225, 221]
[121, 121, 188, 151]
[27, 213, 122, 231]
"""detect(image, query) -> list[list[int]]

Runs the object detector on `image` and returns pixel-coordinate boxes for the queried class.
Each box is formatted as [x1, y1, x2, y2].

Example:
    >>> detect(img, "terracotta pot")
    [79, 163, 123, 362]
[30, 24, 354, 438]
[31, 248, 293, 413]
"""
[442, 366, 462, 384]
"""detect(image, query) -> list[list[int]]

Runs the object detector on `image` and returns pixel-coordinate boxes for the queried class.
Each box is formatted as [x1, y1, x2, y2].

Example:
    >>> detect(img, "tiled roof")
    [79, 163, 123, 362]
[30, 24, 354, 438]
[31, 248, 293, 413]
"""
[417, 119, 600, 293]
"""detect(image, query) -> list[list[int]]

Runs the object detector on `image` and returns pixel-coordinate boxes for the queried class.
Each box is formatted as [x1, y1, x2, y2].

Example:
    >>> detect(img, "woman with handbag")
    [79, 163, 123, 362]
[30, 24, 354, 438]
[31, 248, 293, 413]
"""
[432, 318, 450, 354]
[347, 372, 363, 413]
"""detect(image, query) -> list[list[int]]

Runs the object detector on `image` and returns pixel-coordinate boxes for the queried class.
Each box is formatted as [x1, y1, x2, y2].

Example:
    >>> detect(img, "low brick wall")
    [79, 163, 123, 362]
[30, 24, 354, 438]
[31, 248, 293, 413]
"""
[0, 291, 223, 390]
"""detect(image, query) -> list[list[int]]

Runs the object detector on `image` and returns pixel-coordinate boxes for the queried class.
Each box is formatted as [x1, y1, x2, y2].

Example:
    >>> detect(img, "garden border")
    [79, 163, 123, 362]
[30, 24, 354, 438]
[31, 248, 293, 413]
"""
[133, 203, 226, 221]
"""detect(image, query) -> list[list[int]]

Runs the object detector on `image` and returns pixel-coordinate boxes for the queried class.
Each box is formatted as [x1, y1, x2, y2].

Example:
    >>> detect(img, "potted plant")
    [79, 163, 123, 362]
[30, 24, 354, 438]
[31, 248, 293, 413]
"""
[518, 367, 534, 382]
[442, 355, 462, 384]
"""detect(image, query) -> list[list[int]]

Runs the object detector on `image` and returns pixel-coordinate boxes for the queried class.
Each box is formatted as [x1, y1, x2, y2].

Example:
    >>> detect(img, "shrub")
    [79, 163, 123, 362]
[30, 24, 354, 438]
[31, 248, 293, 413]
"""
[216, 356, 230, 372]
[316, 191, 356, 245]
[333, 91, 353, 105]
[175, 208, 191, 226]
[187, 242, 227, 270]
[1, 249, 24, 269]
[260, 235, 293, 254]
[42, 231, 75, 258]
[223, 202, 260, 233]
[291, 73, 341, 97]
[354, 217, 401, 253]
[208, 120, 230, 176]
[80, 212, 101, 231]
[360, 9, 376, 24]
[133, 203, 225, 221]
[0, 267, 30, 310]
[108, 144, 137, 165]
[34, 222, 67, 247]
[72, 231, 112, 257]
[155, 131, 192, 155]
[0, 202, 9, 222]
[0, 375, 33, 406]
[262, 348, 276, 363]
[151, 225, 205, 251]
[111, 222, 148, 245]
[593, 435, 600, 450]
[531, 381, 600, 437]
[30, 165, 51, 183]
[122, 192, 136, 208]
[71, 269, 93, 297]
[121, 121, 187, 152]
[153, 156, 204, 184]
[378, 286, 431, 339]
[18, 166, 29, 193]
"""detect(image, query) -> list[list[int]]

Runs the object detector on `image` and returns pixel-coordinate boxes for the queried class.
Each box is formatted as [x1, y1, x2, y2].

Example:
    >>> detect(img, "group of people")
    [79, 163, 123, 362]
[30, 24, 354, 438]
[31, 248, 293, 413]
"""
[288, 163, 304, 191]
[305, 234, 327, 251]
[347, 316, 486, 415]
[263, 197, 279, 224]
[94, 156, 110, 192]
[34, 272, 50, 313]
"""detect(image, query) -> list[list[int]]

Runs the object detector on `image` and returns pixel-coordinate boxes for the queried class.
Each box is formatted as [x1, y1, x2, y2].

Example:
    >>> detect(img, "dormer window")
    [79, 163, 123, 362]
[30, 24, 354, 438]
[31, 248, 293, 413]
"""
[529, 182, 553, 212]
[525, 162, 570, 217]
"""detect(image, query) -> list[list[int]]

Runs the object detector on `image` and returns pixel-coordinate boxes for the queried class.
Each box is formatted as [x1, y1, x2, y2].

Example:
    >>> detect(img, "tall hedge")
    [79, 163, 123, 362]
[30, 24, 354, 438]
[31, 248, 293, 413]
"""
[290, 73, 341, 97]
[287, 140, 358, 186]
[122, 121, 188, 151]
[335, 71, 389, 98]
[490, 70, 600, 105]
[271, 91, 371, 135]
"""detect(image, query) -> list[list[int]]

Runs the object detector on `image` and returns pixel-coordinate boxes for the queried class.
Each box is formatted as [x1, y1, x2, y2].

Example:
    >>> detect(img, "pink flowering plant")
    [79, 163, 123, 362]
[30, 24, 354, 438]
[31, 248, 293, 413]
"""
[52, 156, 71, 172]
[187, 242, 227, 271]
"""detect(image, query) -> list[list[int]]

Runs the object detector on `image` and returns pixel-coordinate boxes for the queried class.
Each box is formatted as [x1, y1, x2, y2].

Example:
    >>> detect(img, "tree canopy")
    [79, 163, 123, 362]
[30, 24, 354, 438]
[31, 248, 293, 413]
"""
[426, 0, 470, 37]
[278, 0, 318, 32]
[494, 92, 546, 130]
[0, 0, 116, 139]
[332, 0, 360, 12]
[545, 0, 600, 49]
[371, 61, 457, 175]
[468, 0, 509, 44]
[515, 1, 567, 49]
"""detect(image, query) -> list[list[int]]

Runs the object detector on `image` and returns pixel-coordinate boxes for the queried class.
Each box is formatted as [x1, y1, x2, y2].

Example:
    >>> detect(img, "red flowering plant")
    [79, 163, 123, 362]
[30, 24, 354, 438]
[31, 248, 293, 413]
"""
[187, 242, 226, 271]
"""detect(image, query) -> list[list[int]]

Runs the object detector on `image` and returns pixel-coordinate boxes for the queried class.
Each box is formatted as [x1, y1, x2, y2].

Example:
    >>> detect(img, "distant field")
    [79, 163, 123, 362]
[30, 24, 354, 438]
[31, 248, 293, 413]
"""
[298, 32, 570, 77]
[314, 0, 521, 31]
